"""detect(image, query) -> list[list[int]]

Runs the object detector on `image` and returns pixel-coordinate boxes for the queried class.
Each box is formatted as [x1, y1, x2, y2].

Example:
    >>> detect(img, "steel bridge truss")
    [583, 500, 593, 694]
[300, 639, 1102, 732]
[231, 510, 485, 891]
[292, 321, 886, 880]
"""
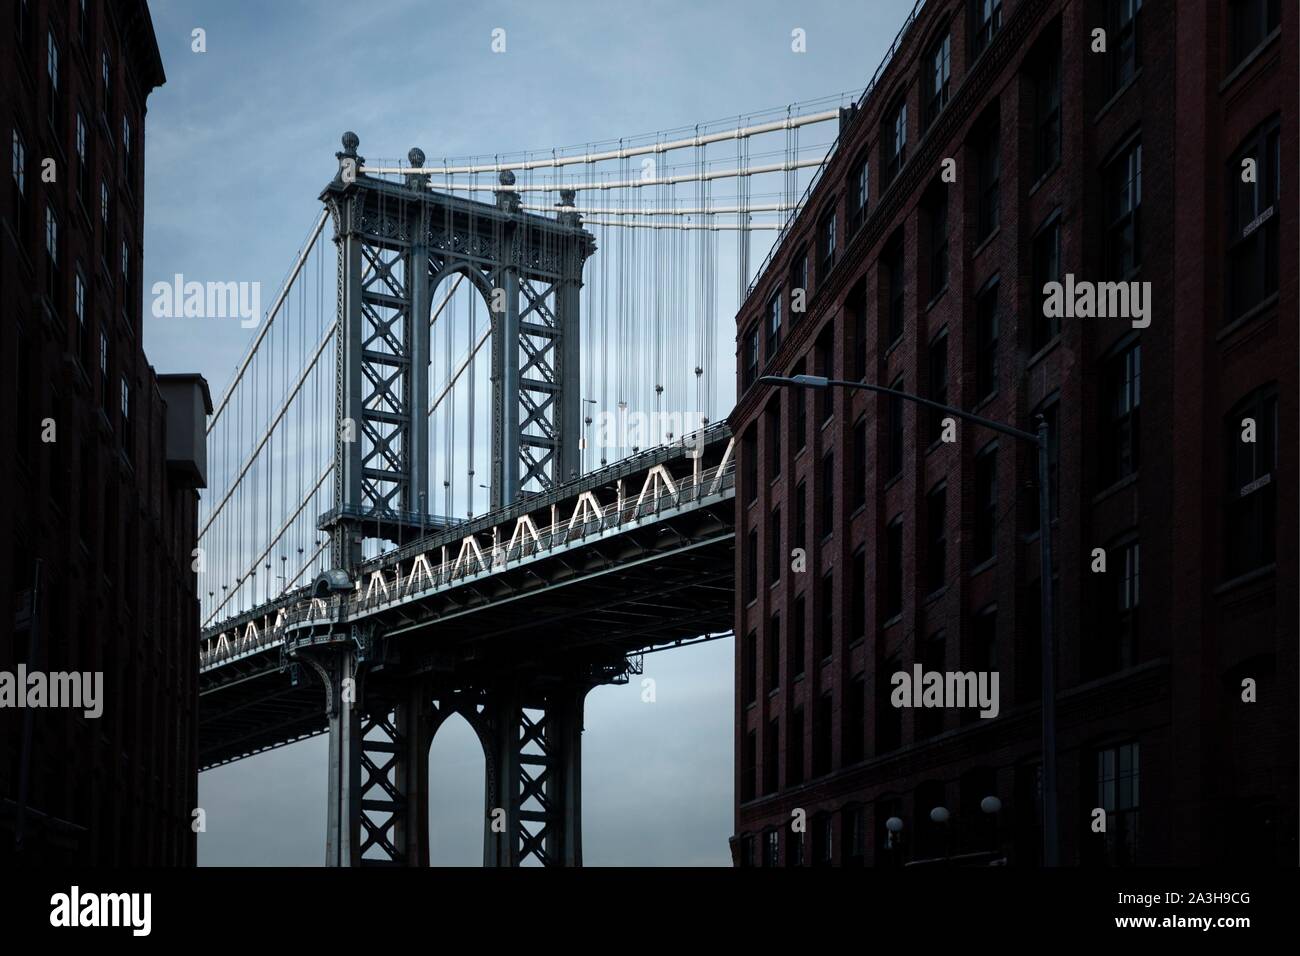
[321, 136, 594, 568]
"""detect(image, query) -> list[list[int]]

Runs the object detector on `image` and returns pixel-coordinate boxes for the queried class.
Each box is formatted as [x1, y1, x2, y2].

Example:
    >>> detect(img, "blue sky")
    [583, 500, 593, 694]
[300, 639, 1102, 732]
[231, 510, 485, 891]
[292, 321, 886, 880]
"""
[140, 0, 916, 866]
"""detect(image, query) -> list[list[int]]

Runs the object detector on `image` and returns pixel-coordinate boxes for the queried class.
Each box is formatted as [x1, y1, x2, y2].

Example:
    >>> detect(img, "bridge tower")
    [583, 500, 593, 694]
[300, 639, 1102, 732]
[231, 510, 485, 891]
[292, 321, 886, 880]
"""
[302, 133, 598, 867]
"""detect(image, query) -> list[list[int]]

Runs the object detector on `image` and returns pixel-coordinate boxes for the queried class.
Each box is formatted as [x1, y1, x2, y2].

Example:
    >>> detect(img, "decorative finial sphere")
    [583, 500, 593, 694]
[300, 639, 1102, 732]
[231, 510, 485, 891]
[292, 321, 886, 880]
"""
[408, 147, 426, 167]
[342, 131, 360, 151]
[499, 169, 516, 186]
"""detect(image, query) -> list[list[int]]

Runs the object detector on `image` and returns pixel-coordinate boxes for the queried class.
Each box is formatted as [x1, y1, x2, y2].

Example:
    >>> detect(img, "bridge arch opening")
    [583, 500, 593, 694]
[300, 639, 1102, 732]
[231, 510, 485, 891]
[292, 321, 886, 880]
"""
[426, 266, 497, 527]
[427, 709, 487, 866]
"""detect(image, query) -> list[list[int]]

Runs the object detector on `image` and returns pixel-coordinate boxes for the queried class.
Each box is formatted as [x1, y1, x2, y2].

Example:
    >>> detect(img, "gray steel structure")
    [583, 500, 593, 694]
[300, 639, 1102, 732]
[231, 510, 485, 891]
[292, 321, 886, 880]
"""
[200, 137, 731, 866]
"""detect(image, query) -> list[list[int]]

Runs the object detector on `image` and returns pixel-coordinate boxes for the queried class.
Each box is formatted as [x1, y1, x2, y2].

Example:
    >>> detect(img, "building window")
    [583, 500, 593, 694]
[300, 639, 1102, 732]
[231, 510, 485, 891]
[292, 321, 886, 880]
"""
[75, 111, 88, 204]
[743, 323, 759, 390]
[743, 631, 757, 705]
[813, 694, 832, 778]
[886, 376, 905, 482]
[926, 482, 946, 592]
[788, 705, 805, 788]
[975, 280, 999, 401]
[121, 237, 129, 288]
[1031, 213, 1061, 352]
[764, 828, 780, 866]
[741, 731, 756, 802]
[882, 231, 905, 349]
[924, 32, 951, 131]
[120, 375, 132, 451]
[845, 679, 865, 764]
[74, 270, 87, 363]
[884, 515, 903, 620]
[818, 206, 837, 276]
[766, 616, 781, 693]
[16, 0, 31, 52]
[1111, 535, 1140, 670]
[1227, 118, 1280, 321]
[44, 204, 60, 303]
[974, 443, 998, 564]
[766, 401, 781, 479]
[851, 548, 866, 643]
[849, 154, 869, 234]
[78, 0, 89, 47]
[795, 480, 806, 547]
[102, 49, 113, 115]
[852, 418, 867, 507]
[122, 115, 133, 187]
[818, 572, 833, 660]
[881, 96, 907, 190]
[815, 326, 834, 423]
[769, 509, 782, 584]
[790, 246, 808, 310]
[1106, 139, 1142, 277]
[1029, 399, 1060, 530]
[1031, 37, 1062, 178]
[47, 29, 60, 133]
[792, 360, 807, 450]
[766, 289, 782, 356]
[927, 331, 948, 444]
[1100, 340, 1141, 486]
[972, 604, 998, 673]
[1229, 0, 1281, 69]
[820, 451, 834, 538]
[791, 594, 806, 679]
[1094, 742, 1140, 865]
[975, 114, 1000, 240]
[743, 425, 757, 503]
[970, 0, 1003, 58]
[920, 633, 946, 737]
[11, 128, 26, 239]
[100, 178, 111, 265]
[1108, 0, 1142, 93]
[925, 186, 948, 300]
[764, 722, 778, 796]
[852, 293, 868, 381]
[1226, 385, 1277, 576]
[877, 656, 902, 752]
[745, 528, 758, 602]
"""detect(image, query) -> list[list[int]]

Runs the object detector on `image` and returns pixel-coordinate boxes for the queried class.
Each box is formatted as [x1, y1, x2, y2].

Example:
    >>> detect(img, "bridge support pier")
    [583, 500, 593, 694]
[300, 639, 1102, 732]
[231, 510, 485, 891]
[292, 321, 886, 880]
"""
[479, 682, 589, 867]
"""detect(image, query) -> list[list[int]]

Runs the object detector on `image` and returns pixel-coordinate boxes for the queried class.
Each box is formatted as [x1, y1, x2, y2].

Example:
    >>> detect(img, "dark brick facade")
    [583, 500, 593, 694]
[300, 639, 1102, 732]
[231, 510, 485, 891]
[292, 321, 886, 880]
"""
[0, 0, 207, 865]
[729, 0, 1296, 866]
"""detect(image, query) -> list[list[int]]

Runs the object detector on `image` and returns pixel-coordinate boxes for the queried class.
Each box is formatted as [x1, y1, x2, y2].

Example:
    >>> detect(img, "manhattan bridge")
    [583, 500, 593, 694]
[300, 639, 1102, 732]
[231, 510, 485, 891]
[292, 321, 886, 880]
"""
[195, 81, 883, 866]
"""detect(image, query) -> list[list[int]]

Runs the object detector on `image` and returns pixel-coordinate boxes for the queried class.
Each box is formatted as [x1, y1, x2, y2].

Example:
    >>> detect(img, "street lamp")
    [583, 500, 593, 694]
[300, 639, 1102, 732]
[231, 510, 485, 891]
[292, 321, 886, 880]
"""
[760, 373, 1059, 867]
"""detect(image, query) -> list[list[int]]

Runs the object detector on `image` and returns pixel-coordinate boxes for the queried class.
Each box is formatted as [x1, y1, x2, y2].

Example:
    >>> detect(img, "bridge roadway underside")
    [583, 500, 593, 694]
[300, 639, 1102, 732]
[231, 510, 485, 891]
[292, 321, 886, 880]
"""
[199, 492, 734, 770]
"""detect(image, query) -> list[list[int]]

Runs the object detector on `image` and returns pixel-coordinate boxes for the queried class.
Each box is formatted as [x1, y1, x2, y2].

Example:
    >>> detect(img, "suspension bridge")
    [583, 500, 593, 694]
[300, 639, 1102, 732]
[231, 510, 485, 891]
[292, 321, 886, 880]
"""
[194, 91, 864, 866]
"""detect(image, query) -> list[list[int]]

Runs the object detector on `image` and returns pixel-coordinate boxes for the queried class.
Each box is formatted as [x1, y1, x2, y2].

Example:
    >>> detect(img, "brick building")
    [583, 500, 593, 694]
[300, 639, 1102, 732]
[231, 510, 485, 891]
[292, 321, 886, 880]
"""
[0, 0, 209, 865]
[729, 0, 1295, 866]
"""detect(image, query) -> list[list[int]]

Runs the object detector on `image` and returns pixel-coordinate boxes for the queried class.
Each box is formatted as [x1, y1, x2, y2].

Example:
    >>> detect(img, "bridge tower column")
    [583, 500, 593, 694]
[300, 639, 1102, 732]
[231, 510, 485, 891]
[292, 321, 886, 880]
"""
[479, 682, 590, 867]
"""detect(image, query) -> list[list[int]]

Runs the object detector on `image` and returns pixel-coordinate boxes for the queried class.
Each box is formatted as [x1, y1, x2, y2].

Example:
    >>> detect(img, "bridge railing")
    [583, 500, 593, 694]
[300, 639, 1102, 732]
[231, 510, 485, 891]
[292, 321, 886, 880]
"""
[201, 452, 736, 669]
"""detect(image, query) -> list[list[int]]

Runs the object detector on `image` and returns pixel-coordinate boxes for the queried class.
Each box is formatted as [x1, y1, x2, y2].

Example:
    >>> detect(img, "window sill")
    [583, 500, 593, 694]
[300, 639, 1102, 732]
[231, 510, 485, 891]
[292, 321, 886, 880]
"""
[882, 335, 904, 361]
[1217, 292, 1279, 344]
[1094, 69, 1142, 125]
[849, 637, 864, 651]
[969, 556, 996, 578]
[883, 473, 902, 492]
[1213, 563, 1275, 598]
[971, 227, 1000, 260]
[882, 613, 902, 630]
[1091, 471, 1138, 506]
[1027, 335, 1061, 369]
[923, 585, 948, 607]
[1027, 160, 1061, 198]
[972, 391, 999, 416]
[924, 285, 949, 313]
[1219, 28, 1281, 94]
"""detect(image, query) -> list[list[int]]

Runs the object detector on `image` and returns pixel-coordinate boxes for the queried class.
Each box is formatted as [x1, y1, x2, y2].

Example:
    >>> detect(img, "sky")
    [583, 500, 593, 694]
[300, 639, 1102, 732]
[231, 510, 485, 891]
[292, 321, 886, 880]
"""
[138, 0, 917, 866]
